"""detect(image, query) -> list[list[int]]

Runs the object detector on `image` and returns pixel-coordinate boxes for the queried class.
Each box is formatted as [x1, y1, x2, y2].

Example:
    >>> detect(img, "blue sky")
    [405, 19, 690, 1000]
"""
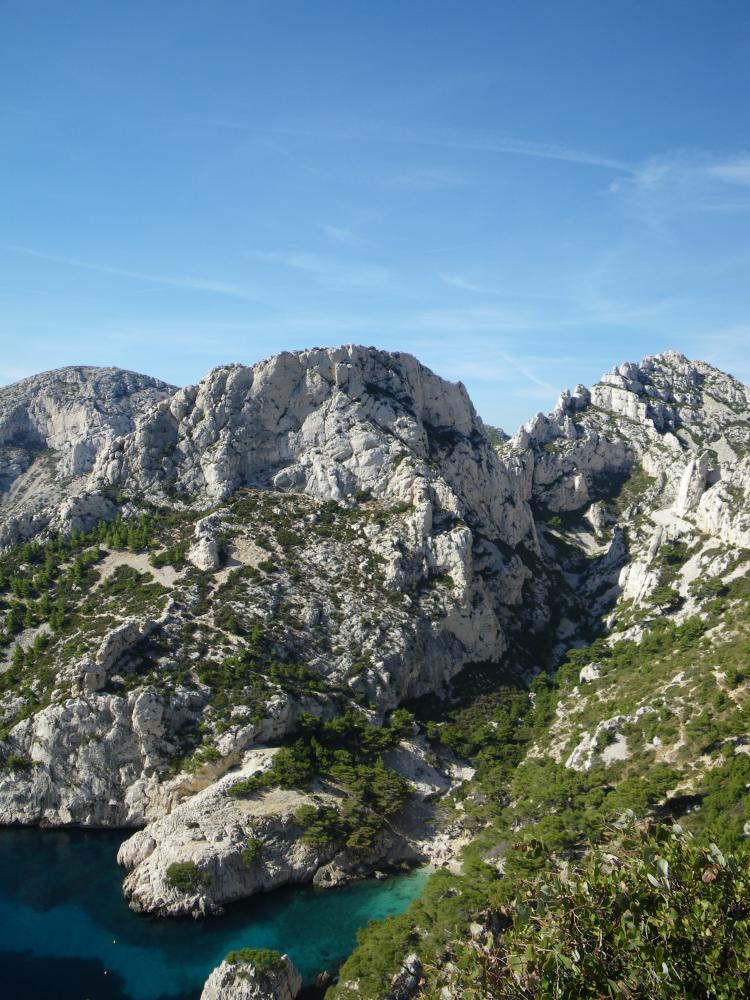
[2, 1, 749, 432]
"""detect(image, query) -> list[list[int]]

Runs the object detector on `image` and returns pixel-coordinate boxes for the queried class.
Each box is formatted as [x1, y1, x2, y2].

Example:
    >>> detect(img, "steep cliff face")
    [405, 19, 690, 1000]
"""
[519, 351, 750, 542]
[513, 351, 750, 638]
[0, 365, 174, 547]
[95, 347, 533, 541]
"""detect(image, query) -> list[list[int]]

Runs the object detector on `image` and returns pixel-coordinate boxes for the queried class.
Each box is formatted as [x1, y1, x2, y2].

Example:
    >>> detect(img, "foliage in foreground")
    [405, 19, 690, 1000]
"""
[429, 819, 750, 1000]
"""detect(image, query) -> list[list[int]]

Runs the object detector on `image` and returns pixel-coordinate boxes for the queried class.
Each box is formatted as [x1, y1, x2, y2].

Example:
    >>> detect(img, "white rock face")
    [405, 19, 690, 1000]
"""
[0, 365, 173, 547]
[0, 692, 168, 826]
[520, 351, 750, 534]
[96, 347, 535, 546]
[674, 453, 709, 516]
[578, 664, 600, 684]
[200, 955, 302, 1000]
[187, 513, 224, 570]
[518, 351, 750, 632]
[118, 750, 345, 916]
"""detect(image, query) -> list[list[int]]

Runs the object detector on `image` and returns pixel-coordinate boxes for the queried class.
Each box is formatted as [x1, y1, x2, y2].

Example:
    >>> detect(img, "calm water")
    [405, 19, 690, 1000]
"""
[0, 828, 428, 1000]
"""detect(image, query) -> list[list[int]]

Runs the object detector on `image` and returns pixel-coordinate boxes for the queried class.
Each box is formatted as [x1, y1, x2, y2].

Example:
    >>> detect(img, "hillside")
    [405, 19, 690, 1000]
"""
[1, 346, 749, 996]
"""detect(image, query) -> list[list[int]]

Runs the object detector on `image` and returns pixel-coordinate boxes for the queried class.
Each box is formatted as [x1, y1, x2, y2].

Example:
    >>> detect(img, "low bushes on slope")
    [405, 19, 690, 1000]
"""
[429, 819, 750, 1000]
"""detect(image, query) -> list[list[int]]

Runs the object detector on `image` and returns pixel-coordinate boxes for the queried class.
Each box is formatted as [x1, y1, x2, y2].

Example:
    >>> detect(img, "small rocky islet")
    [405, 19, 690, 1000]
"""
[2, 345, 750, 997]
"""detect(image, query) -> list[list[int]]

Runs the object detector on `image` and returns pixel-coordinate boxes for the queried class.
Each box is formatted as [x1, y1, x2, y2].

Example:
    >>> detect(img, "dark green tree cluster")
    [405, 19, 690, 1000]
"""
[225, 948, 284, 971]
[0, 630, 53, 700]
[195, 624, 324, 715]
[240, 837, 264, 867]
[0, 509, 185, 647]
[0, 539, 104, 643]
[164, 861, 211, 893]
[229, 711, 414, 851]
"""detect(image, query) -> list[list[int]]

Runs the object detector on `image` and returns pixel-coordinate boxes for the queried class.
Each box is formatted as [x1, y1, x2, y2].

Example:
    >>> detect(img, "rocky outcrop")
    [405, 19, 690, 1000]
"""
[674, 452, 712, 516]
[118, 749, 345, 916]
[95, 348, 532, 539]
[67, 613, 164, 696]
[388, 953, 423, 999]
[187, 513, 225, 570]
[0, 682, 205, 827]
[117, 739, 462, 916]
[520, 352, 750, 541]
[200, 955, 302, 1000]
[0, 365, 173, 547]
[513, 351, 750, 635]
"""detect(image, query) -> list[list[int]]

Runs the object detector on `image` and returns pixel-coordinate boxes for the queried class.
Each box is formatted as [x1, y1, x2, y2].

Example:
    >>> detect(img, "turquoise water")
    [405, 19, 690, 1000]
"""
[0, 828, 428, 1000]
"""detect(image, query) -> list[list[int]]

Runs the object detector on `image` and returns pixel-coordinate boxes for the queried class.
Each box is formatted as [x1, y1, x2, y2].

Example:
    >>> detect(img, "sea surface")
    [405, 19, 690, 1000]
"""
[0, 827, 428, 1000]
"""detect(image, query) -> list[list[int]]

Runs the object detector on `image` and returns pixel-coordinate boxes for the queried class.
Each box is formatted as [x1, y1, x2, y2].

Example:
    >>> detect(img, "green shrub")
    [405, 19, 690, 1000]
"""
[164, 861, 211, 893]
[293, 804, 342, 846]
[241, 837, 264, 866]
[225, 947, 283, 970]
[149, 543, 186, 568]
[3, 753, 32, 771]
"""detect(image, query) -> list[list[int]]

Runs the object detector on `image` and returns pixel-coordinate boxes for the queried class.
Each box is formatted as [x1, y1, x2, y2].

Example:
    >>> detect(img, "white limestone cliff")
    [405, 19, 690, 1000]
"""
[0, 365, 173, 547]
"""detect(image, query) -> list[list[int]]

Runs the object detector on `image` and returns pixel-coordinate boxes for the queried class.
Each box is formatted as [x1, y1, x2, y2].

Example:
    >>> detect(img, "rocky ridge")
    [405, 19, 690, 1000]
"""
[513, 351, 750, 645]
[328, 353, 750, 1000]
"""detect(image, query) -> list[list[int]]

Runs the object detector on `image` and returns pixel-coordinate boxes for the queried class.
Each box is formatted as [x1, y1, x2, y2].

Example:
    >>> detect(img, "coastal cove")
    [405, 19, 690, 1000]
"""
[0, 827, 429, 1000]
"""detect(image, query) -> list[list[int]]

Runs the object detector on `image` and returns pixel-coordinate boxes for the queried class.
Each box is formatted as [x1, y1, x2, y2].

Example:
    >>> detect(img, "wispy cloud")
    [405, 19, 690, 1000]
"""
[320, 224, 360, 246]
[271, 122, 631, 174]
[248, 249, 391, 289]
[410, 288, 681, 335]
[706, 157, 750, 188]
[423, 242, 491, 256]
[439, 273, 572, 302]
[445, 354, 558, 393]
[4, 246, 264, 302]
[412, 130, 630, 172]
[439, 273, 500, 294]
[610, 151, 750, 225]
[498, 352, 558, 393]
[384, 165, 466, 189]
